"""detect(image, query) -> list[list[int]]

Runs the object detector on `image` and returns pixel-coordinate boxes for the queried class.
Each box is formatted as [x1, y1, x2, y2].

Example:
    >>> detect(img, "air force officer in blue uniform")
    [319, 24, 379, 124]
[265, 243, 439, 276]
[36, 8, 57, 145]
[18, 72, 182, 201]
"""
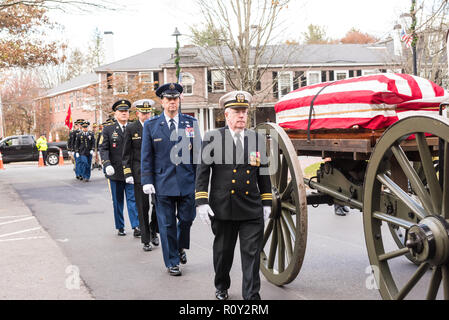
[141, 83, 201, 276]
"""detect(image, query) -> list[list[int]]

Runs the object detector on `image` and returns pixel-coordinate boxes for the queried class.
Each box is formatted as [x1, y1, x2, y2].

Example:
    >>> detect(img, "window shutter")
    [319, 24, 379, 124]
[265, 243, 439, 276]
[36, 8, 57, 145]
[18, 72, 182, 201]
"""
[107, 73, 112, 89]
[256, 70, 261, 91]
[207, 70, 212, 93]
[272, 72, 278, 98]
[153, 72, 159, 90]
[293, 72, 300, 90]
[321, 71, 327, 82]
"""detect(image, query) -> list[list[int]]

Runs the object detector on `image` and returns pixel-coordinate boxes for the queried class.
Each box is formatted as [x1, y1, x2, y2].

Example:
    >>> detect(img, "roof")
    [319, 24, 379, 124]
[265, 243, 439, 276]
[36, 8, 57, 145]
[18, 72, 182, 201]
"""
[94, 47, 174, 72]
[45, 72, 99, 97]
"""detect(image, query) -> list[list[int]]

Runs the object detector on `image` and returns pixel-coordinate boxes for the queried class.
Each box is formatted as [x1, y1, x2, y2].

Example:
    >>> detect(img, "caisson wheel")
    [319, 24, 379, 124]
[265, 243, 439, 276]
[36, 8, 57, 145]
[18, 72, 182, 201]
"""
[255, 122, 308, 286]
[364, 115, 449, 300]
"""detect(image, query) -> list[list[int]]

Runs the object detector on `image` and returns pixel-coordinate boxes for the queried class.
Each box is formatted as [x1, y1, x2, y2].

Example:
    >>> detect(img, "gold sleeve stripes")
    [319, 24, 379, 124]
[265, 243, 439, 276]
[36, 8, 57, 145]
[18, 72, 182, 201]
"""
[195, 191, 209, 200]
[261, 193, 272, 201]
[123, 168, 132, 175]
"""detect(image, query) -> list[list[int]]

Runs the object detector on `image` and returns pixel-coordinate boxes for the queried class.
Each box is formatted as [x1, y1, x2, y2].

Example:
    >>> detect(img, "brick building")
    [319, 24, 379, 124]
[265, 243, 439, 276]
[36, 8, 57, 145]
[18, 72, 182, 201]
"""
[37, 41, 402, 137]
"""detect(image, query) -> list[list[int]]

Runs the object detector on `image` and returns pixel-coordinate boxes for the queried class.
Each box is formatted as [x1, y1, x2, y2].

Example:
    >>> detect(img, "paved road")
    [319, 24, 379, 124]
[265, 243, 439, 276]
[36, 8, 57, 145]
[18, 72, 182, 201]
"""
[0, 161, 430, 300]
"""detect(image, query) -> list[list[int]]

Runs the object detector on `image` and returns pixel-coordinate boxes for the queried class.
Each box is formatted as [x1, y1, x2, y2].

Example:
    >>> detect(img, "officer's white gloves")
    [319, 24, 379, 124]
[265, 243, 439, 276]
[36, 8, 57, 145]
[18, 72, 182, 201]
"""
[125, 177, 134, 184]
[143, 184, 155, 195]
[75, 152, 79, 158]
[105, 165, 115, 176]
[263, 206, 272, 221]
[90, 150, 94, 155]
[197, 204, 215, 225]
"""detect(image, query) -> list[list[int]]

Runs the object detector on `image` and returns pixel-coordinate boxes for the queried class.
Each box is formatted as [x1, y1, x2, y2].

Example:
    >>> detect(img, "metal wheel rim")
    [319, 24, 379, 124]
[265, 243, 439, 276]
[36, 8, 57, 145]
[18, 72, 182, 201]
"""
[363, 115, 449, 300]
[255, 122, 308, 286]
[47, 154, 58, 165]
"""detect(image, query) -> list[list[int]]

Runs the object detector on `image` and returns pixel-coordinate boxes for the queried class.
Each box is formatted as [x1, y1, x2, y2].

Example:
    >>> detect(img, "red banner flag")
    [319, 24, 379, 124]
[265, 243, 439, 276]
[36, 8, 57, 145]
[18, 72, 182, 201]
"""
[65, 104, 73, 130]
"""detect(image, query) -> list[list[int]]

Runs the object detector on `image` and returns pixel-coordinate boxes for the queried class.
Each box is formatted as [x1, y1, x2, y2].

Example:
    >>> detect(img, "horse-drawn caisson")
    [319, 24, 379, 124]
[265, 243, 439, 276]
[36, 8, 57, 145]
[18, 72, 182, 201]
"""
[256, 71, 449, 300]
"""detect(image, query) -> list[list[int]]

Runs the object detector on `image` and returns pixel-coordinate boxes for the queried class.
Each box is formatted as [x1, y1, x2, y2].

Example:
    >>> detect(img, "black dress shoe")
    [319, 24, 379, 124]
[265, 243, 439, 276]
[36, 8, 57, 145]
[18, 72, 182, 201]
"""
[143, 243, 152, 252]
[117, 228, 126, 236]
[179, 249, 187, 264]
[215, 290, 228, 300]
[150, 231, 159, 246]
[167, 266, 182, 276]
[133, 227, 141, 237]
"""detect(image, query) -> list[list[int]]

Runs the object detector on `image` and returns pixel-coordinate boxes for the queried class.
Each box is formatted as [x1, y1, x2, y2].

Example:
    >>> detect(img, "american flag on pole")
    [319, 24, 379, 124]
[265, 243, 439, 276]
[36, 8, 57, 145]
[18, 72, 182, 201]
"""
[400, 28, 413, 48]
[275, 73, 449, 131]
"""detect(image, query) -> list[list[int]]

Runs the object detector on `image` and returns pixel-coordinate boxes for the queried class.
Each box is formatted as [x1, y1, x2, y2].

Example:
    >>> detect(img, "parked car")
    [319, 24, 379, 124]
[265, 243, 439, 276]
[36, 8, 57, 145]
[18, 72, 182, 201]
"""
[0, 135, 68, 165]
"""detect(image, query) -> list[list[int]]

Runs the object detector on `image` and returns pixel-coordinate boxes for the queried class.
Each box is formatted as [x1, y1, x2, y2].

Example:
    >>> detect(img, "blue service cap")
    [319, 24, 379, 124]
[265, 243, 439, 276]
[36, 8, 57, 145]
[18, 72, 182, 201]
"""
[155, 83, 183, 99]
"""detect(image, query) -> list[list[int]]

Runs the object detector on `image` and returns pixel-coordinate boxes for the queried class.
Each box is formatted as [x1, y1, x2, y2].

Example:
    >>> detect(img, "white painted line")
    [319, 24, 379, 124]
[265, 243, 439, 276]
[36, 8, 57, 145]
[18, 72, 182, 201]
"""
[0, 227, 41, 238]
[0, 236, 46, 242]
[0, 216, 34, 226]
[0, 215, 30, 219]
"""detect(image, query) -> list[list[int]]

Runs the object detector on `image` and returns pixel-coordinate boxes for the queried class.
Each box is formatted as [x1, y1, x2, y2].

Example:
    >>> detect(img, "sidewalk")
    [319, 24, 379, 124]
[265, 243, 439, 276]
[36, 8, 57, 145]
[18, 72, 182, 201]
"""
[0, 182, 93, 300]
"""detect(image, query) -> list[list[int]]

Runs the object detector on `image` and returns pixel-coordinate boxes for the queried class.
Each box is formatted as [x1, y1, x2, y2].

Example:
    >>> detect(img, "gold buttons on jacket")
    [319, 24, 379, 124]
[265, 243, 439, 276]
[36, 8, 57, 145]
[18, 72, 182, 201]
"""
[246, 180, 250, 184]
[245, 191, 249, 195]
[247, 170, 250, 174]
[231, 190, 235, 194]
[232, 180, 236, 184]
[233, 169, 237, 173]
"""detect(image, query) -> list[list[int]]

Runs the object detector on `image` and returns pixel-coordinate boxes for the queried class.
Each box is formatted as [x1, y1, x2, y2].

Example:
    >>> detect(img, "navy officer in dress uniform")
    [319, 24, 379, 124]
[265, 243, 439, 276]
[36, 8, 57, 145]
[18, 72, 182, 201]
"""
[99, 100, 140, 237]
[195, 90, 272, 300]
[122, 99, 160, 252]
[141, 83, 201, 276]
[74, 120, 95, 182]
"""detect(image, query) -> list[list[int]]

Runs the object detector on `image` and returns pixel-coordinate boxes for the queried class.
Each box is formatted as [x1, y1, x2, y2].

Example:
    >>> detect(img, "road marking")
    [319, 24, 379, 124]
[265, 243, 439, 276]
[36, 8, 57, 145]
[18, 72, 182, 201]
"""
[0, 215, 30, 219]
[0, 216, 34, 226]
[0, 227, 41, 238]
[0, 236, 46, 242]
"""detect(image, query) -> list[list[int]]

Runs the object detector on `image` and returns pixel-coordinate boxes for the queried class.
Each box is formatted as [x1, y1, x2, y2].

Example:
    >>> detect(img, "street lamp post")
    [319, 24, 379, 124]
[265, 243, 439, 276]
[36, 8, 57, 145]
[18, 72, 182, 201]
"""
[401, 1, 418, 76]
[172, 27, 182, 83]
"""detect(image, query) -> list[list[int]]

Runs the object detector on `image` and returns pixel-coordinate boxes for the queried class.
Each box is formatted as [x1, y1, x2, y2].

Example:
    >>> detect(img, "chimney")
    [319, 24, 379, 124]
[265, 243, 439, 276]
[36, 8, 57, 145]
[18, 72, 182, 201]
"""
[104, 31, 115, 64]
[392, 24, 403, 57]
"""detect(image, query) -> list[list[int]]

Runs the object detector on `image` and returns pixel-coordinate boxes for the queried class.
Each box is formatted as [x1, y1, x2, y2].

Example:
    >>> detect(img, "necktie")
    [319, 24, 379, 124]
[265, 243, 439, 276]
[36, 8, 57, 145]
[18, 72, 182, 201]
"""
[235, 132, 244, 163]
[169, 119, 176, 133]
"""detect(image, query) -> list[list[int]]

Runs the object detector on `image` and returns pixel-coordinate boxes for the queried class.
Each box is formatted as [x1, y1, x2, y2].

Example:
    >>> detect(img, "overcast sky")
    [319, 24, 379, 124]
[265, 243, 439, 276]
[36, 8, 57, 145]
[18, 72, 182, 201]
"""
[48, 0, 411, 61]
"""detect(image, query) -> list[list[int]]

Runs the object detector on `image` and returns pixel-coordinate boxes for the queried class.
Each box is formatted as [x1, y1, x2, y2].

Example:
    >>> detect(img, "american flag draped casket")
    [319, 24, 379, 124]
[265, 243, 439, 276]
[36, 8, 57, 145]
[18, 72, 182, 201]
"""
[275, 73, 449, 131]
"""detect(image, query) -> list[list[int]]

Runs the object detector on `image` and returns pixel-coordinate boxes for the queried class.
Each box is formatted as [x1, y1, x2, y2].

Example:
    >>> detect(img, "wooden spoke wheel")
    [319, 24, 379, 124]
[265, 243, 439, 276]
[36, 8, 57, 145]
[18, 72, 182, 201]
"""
[255, 122, 308, 286]
[364, 115, 449, 300]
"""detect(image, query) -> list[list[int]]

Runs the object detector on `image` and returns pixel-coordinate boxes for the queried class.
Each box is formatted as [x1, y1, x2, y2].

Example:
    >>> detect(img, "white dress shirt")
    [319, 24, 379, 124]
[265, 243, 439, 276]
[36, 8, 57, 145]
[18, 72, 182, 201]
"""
[164, 113, 179, 131]
[228, 127, 245, 149]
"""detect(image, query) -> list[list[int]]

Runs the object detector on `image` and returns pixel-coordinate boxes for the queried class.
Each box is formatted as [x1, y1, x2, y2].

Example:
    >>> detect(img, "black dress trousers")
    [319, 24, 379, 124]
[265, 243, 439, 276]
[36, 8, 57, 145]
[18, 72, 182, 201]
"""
[211, 217, 264, 300]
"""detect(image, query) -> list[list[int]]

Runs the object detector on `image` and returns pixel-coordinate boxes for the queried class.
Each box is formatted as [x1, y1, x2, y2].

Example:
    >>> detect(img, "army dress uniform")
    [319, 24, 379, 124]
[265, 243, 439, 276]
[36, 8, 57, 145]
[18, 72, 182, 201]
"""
[122, 99, 159, 250]
[99, 100, 139, 235]
[195, 91, 272, 300]
[68, 119, 84, 179]
[74, 121, 95, 182]
[141, 83, 202, 272]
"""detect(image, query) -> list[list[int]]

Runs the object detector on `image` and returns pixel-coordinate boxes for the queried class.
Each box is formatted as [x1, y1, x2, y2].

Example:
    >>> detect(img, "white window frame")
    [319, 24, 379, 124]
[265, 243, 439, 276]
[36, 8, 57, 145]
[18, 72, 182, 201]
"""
[362, 69, 379, 76]
[211, 70, 226, 93]
[307, 71, 321, 86]
[335, 70, 349, 81]
[180, 72, 194, 96]
[113, 72, 128, 95]
[278, 71, 293, 99]
[139, 72, 153, 84]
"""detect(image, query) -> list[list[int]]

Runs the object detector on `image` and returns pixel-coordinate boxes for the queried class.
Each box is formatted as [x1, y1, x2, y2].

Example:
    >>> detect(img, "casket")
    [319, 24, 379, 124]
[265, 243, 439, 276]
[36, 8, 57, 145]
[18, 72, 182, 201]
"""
[275, 73, 449, 131]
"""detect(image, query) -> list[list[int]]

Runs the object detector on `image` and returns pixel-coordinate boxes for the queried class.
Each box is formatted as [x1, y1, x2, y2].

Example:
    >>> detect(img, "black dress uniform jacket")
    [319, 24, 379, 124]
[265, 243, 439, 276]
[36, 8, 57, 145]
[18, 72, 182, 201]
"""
[74, 131, 95, 156]
[68, 129, 80, 152]
[195, 126, 272, 221]
[99, 120, 127, 181]
[122, 120, 143, 184]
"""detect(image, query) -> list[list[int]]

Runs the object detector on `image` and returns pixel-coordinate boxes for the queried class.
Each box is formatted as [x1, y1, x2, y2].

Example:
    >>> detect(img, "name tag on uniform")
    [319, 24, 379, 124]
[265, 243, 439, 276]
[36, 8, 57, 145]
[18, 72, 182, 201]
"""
[185, 127, 194, 138]
[154, 138, 162, 142]
[250, 152, 260, 167]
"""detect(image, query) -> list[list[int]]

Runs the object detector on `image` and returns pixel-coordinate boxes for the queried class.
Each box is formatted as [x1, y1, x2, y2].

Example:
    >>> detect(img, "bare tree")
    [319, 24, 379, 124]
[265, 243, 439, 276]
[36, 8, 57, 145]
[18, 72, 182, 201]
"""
[399, 0, 449, 85]
[191, 0, 296, 97]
